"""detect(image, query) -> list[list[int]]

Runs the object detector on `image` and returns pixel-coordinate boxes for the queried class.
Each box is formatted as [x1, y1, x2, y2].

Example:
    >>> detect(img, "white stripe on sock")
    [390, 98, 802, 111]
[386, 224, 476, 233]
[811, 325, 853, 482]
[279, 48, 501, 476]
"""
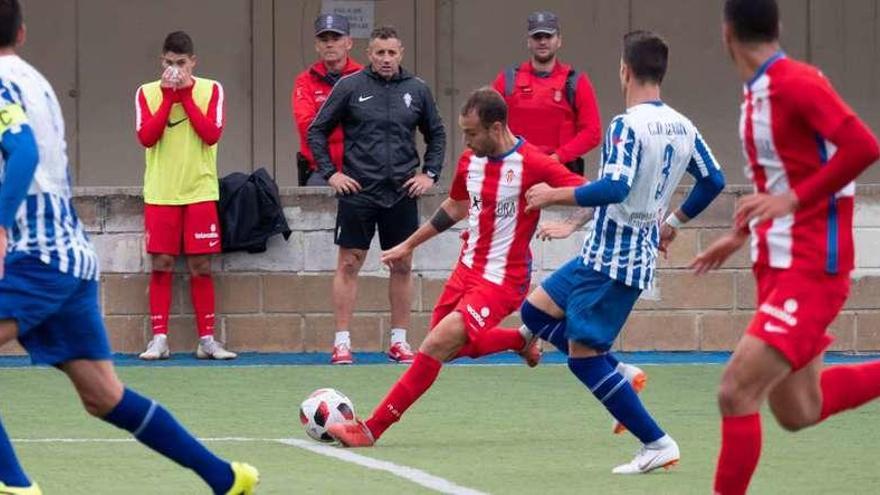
[132, 400, 158, 438]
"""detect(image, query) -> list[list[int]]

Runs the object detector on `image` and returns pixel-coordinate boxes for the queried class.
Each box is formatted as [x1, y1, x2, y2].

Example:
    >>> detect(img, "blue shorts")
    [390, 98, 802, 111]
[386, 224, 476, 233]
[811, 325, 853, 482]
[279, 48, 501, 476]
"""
[541, 257, 642, 351]
[0, 254, 111, 366]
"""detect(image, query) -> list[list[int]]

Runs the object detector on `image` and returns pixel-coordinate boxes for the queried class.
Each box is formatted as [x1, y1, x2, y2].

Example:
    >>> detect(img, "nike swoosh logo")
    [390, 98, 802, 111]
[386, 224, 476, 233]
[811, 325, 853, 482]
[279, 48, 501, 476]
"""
[637, 450, 664, 471]
[209, 240, 220, 247]
[763, 322, 789, 334]
[167, 118, 188, 128]
[358, 95, 374, 102]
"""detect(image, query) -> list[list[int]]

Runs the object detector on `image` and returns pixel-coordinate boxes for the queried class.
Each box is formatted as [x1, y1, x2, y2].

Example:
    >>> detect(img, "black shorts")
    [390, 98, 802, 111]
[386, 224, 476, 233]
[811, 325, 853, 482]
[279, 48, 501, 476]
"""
[335, 196, 419, 250]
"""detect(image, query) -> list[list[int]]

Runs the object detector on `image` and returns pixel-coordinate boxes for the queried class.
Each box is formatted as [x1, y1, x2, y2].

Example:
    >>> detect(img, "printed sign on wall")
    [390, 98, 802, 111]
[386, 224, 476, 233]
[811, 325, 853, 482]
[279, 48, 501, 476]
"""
[321, 0, 375, 39]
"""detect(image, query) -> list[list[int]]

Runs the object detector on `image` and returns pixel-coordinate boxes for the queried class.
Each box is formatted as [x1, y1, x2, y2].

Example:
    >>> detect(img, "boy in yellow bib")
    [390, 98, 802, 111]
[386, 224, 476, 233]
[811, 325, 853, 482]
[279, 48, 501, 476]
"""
[135, 31, 234, 360]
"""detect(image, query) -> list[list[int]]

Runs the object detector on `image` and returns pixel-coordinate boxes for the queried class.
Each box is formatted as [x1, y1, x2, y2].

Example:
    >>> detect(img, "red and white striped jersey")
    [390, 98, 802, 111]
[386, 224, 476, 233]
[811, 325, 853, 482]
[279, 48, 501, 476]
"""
[740, 53, 857, 274]
[449, 138, 585, 290]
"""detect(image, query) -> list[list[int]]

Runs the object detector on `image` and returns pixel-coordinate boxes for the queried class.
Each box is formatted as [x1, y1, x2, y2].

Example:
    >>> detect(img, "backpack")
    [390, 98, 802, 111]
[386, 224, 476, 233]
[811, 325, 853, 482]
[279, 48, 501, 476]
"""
[218, 168, 292, 253]
[504, 65, 579, 110]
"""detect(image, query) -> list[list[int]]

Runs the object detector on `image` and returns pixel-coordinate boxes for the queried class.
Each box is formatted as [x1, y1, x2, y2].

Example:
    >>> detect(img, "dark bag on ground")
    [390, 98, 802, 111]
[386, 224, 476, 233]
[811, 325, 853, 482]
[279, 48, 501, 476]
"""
[296, 152, 313, 187]
[219, 167, 292, 253]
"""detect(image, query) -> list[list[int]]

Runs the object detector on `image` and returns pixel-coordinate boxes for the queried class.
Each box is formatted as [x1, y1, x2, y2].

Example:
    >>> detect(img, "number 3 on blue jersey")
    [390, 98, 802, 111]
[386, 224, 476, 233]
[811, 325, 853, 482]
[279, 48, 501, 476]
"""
[654, 144, 674, 200]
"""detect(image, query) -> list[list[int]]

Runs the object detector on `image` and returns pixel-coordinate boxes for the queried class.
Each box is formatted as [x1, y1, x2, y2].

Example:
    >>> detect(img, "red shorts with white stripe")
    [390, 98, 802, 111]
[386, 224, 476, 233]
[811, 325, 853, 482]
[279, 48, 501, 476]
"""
[144, 201, 222, 255]
[430, 264, 526, 341]
[746, 265, 849, 370]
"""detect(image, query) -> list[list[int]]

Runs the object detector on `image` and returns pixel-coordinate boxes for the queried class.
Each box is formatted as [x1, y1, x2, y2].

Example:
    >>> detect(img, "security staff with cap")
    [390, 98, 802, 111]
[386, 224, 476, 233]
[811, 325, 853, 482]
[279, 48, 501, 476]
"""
[492, 10, 601, 175]
[308, 25, 445, 365]
[293, 14, 363, 186]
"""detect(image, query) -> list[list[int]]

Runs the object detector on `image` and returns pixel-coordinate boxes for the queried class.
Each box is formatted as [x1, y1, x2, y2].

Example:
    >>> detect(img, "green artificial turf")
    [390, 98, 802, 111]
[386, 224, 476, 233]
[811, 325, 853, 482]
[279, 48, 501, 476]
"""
[2, 364, 878, 494]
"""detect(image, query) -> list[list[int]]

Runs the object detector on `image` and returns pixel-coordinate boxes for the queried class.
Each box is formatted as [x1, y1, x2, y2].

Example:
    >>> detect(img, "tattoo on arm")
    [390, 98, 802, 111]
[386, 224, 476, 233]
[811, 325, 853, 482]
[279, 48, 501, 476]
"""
[430, 207, 457, 233]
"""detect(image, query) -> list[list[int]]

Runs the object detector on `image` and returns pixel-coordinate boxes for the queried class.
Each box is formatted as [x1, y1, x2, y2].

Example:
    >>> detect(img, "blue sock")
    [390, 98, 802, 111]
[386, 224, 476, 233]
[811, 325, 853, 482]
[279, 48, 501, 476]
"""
[103, 388, 234, 495]
[568, 355, 664, 444]
[520, 300, 569, 354]
[0, 415, 30, 487]
[605, 352, 621, 369]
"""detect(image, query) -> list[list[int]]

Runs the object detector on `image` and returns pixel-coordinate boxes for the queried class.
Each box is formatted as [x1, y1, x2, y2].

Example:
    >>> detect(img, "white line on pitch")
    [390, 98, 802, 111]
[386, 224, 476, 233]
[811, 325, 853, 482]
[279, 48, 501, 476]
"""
[11, 437, 273, 443]
[277, 438, 488, 495]
[12, 436, 489, 495]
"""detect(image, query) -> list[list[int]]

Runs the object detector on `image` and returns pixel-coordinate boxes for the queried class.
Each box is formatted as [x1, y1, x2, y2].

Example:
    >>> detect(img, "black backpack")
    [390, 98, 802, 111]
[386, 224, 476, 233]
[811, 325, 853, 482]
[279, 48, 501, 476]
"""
[218, 168, 292, 253]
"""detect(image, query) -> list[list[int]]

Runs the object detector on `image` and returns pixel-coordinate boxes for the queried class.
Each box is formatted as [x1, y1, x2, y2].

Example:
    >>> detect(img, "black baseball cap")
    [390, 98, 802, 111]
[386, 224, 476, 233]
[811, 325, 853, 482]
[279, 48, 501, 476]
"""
[315, 13, 350, 36]
[527, 11, 559, 36]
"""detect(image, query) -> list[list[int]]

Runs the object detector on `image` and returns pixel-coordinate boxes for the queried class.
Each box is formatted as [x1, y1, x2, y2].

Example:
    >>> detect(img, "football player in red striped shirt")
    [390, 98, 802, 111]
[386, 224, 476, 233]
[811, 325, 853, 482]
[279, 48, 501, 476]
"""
[327, 87, 585, 447]
[694, 1, 880, 493]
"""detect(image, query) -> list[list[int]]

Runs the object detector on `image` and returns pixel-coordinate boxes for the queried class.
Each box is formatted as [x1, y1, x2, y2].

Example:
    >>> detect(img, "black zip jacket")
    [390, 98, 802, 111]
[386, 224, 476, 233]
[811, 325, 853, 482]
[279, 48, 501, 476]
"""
[218, 168, 291, 253]
[307, 66, 446, 207]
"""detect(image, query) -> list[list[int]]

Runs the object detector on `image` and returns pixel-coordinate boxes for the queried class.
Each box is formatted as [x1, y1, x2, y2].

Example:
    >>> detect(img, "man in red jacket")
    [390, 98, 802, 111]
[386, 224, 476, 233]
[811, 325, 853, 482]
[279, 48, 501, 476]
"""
[492, 10, 602, 175]
[293, 14, 362, 186]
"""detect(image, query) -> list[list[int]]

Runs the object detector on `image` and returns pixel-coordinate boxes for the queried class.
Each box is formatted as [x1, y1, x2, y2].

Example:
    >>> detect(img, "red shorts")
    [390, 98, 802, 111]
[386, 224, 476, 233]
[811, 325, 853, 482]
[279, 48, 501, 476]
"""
[144, 201, 222, 255]
[430, 264, 526, 341]
[746, 265, 850, 370]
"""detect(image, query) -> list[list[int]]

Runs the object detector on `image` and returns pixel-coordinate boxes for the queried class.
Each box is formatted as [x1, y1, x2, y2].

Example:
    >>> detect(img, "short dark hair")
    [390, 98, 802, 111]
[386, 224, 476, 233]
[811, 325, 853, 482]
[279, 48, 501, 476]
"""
[370, 25, 399, 41]
[724, 0, 780, 43]
[163, 31, 194, 55]
[623, 30, 668, 84]
[461, 87, 508, 128]
[0, 0, 22, 48]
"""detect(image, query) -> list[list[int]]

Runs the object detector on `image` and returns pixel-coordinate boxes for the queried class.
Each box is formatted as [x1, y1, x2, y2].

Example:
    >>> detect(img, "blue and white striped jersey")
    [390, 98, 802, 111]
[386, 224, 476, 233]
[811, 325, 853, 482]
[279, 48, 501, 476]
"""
[582, 101, 721, 289]
[0, 55, 98, 280]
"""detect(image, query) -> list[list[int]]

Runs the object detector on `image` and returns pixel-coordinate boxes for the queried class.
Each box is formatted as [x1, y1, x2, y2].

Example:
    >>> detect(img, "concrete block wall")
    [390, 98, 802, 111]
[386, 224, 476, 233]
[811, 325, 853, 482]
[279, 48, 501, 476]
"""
[4, 185, 880, 356]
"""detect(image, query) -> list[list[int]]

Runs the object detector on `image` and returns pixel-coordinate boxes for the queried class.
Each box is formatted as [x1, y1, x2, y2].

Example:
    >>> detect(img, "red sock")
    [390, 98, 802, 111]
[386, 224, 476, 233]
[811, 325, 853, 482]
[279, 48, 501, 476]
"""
[714, 413, 762, 495]
[819, 361, 880, 421]
[190, 274, 216, 338]
[468, 327, 526, 358]
[149, 270, 173, 335]
[365, 352, 442, 440]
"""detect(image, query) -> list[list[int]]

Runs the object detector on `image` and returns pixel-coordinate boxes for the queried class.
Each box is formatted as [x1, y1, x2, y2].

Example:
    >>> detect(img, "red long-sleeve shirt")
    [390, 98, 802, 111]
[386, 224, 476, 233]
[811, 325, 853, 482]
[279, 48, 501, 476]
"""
[136, 82, 224, 147]
[292, 57, 362, 171]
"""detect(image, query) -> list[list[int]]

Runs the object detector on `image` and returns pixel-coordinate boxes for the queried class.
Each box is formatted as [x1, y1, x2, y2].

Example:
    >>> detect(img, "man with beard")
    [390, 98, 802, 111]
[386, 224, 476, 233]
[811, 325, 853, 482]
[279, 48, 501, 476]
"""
[326, 87, 584, 447]
[308, 26, 445, 365]
[492, 10, 601, 176]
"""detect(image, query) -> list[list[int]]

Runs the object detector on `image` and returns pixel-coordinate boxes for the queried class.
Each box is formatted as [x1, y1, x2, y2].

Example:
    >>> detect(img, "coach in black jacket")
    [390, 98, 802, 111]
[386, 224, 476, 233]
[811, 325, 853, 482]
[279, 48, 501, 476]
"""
[307, 25, 446, 364]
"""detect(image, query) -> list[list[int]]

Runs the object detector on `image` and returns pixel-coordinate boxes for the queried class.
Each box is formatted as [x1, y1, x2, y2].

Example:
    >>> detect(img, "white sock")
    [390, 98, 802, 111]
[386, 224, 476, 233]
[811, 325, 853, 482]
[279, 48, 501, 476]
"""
[645, 434, 673, 449]
[200, 335, 214, 344]
[154, 333, 168, 341]
[518, 325, 533, 340]
[335, 331, 351, 346]
[390, 328, 407, 345]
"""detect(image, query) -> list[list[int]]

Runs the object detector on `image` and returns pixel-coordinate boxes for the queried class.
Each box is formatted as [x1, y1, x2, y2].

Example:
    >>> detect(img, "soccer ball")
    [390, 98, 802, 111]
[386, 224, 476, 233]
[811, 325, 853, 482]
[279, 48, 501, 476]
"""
[299, 388, 356, 442]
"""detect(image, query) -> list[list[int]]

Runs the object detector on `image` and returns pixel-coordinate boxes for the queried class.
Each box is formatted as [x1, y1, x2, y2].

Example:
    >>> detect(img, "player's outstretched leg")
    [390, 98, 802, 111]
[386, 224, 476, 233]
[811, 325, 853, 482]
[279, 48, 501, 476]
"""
[566, 343, 679, 474]
[0, 322, 40, 494]
[329, 312, 467, 447]
[61, 360, 258, 494]
[0, 415, 40, 494]
[816, 360, 880, 422]
[520, 288, 648, 433]
[456, 326, 541, 367]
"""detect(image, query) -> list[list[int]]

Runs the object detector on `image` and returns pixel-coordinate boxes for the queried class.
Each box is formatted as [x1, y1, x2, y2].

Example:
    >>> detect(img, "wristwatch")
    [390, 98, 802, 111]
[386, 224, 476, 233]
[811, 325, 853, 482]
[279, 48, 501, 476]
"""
[425, 170, 439, 183]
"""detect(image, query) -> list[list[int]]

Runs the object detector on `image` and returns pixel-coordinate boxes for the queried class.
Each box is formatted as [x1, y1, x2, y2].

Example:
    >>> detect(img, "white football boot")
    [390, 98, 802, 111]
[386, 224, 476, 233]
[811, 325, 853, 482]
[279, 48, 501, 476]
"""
[196, 337, 237, 360]
[138, 334, 170, 360]
[612, 435, 680, 474]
